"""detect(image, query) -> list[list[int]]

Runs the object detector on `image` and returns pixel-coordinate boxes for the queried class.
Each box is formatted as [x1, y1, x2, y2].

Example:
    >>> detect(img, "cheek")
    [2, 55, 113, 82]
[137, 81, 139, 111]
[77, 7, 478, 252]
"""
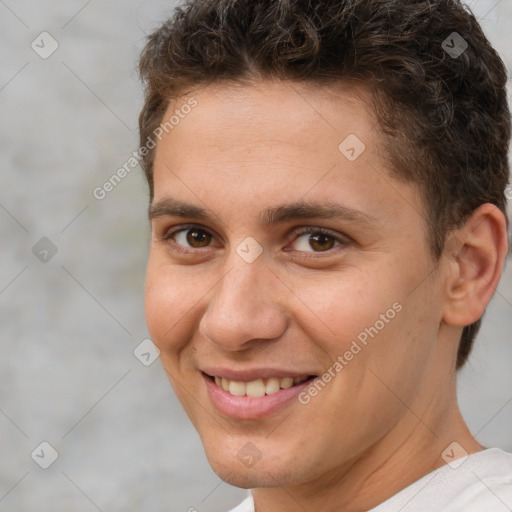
[298, 270, 395, 348]
[144, 261, 199, 353]
[305, 264, 436, 371]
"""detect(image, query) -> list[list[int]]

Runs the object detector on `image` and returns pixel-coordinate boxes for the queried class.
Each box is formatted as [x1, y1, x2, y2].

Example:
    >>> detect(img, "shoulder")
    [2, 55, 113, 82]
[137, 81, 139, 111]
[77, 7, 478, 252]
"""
[446, 448, 512, 511]
[371, 448, 512, 512]
[225, 451, 512, 512]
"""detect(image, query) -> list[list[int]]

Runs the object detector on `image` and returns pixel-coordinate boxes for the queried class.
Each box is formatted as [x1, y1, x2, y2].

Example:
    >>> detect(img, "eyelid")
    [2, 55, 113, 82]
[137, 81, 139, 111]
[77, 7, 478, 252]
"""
[158, 223, 350, 255]
[159, 223, 220, 248]
[291, 226, 349, 243]
[285, 226, 350, 255]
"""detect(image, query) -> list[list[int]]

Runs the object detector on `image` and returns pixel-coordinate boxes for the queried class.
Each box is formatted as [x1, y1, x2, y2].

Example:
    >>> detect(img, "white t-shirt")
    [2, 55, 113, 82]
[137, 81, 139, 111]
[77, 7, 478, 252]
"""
[227, 448, 512, 511]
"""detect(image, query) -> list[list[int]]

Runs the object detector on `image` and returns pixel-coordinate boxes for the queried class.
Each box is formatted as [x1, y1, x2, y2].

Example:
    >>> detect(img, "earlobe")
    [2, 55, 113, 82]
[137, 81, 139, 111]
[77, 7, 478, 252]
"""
[442, 204, 509, 327]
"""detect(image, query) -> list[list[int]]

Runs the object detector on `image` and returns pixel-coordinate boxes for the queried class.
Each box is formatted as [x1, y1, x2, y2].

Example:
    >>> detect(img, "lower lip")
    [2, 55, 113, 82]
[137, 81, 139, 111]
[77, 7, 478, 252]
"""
[202, 374, 314, 420]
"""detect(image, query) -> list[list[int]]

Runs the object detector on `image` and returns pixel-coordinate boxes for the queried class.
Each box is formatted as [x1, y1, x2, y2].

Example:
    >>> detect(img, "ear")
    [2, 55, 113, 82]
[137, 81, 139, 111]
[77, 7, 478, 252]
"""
[442, 204, 509, 327]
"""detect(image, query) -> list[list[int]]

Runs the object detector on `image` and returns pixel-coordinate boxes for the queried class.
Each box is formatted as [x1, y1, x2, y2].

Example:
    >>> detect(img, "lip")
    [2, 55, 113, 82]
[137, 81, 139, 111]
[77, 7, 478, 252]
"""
[201, 367, 315, 382]
[202, 372, 316, 420]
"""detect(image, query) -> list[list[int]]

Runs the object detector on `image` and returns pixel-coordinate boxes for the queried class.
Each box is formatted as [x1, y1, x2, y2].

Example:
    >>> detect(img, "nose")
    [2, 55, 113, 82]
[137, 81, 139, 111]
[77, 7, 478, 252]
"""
[198, 253, 288, 352]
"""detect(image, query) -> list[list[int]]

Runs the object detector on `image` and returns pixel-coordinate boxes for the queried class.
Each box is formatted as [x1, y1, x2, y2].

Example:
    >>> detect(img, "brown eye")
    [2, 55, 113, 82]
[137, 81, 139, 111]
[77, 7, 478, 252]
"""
[292, 229, 343, 253]
[166, 226, 214, 249]
[308, 233, 336, 251]
[185, 229, 211, 248]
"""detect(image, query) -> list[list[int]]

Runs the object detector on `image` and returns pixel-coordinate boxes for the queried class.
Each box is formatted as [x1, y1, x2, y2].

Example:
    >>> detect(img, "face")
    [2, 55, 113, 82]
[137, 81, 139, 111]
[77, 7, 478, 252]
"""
[145, 80, 449, 490]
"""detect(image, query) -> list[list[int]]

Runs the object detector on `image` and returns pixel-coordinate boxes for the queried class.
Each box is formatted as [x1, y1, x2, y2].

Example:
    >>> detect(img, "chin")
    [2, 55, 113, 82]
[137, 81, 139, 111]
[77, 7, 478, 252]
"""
[203, 440, 306, 489]
[212, 465, 261, 489]
[209, 458, 284, 488]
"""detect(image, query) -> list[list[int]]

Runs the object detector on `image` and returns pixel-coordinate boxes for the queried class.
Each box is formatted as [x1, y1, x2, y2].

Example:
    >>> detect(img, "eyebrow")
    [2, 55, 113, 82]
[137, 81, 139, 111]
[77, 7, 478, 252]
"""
[148, 197, 377, 227]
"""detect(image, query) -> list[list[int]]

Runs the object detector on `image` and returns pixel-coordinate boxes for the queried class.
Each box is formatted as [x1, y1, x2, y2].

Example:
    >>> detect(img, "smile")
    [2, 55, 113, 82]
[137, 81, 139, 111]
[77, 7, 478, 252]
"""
[202, 371, 317, 420]
[212, 375, 311, 397]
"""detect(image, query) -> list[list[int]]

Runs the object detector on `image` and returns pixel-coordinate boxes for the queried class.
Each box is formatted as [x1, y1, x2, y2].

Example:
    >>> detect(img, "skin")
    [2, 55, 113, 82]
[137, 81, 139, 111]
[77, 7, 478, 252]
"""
[144, 80, 508, 512]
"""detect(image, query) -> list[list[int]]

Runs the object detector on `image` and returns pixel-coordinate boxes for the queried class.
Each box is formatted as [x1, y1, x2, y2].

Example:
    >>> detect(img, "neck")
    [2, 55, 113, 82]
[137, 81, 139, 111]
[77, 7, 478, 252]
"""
[252, 357, 482, 512]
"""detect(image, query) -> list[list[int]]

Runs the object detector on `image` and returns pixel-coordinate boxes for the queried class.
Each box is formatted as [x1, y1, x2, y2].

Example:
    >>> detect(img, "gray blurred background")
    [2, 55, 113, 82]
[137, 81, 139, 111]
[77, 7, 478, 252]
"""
[0, 0, 510, 510]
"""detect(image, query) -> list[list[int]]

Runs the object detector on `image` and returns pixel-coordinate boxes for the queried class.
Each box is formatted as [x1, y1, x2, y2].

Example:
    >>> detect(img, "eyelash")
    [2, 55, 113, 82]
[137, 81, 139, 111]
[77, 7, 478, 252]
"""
[159, 223, 349, 257]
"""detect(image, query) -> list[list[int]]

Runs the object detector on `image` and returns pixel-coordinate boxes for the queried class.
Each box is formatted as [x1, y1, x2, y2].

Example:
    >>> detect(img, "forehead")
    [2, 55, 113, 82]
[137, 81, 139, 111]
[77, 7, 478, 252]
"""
[151, 80, 425, 233]
[159, 80, 374, 161]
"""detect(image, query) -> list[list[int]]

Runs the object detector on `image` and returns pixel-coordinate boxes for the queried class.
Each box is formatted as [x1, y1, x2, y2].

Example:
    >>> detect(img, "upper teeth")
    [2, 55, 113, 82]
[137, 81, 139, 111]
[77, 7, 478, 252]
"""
[213, 376, 309, 397]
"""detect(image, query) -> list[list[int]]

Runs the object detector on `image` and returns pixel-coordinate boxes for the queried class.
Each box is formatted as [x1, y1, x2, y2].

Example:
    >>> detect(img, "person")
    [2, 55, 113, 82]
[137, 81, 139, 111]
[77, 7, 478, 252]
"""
[138, 0, 512, 510]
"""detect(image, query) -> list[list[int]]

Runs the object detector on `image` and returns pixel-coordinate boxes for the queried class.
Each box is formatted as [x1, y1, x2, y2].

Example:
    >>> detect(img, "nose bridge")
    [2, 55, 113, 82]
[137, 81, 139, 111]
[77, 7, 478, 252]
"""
[199, 251, 287, 350]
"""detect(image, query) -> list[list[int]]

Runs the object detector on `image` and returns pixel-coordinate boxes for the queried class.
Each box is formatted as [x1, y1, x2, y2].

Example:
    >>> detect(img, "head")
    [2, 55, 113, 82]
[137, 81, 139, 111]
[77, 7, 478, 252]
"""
[140, 0, 510, 494]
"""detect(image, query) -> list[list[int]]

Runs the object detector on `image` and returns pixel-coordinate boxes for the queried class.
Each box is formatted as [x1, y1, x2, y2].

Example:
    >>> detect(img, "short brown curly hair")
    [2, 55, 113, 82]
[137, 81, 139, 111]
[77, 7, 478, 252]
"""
[139, 0, 511, 369]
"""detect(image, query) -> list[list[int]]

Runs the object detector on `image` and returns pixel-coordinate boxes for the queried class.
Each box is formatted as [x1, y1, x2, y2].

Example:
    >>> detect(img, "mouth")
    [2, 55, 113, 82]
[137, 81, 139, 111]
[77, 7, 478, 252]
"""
[205, 373, 314, 397]
[201, 371, 318, 420]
